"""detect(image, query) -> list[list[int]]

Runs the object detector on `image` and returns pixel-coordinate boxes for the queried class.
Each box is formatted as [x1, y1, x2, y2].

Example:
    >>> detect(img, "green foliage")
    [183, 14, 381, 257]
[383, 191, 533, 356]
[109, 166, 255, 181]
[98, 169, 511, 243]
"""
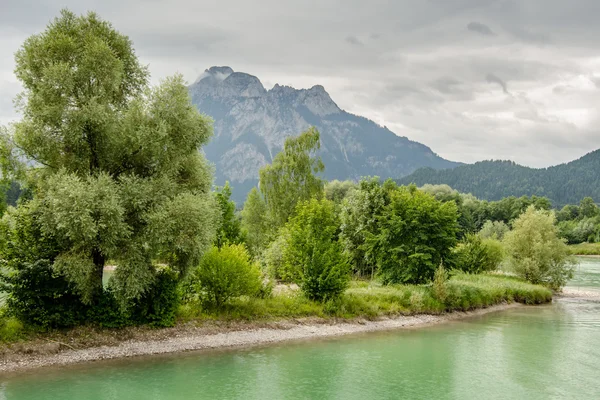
[259, 127, 325, 227]
[579, 197, 599, 218]
[558, 218, 599, 244]
[0, 203, 90, 328]
[503, 206, 576, 290]
[366, 186, 458, 285]
[6, 10, 218, 306]
[263, 228, 295, 282]
[192, 245, 263, 309]
[241, 187, 271, 257]
[568, 242, 600, 255]
[478, 220, 510, 240]
[214, 182, 242, 247]
[432, 263, 448, 302]
[452, 234, 504, 274]
[324, 180, 356, 203]
[399, 152, 600, 207]
[339, 177, 395, 277]
[283, 199, 350, 301]
[0, 314, 25, 342]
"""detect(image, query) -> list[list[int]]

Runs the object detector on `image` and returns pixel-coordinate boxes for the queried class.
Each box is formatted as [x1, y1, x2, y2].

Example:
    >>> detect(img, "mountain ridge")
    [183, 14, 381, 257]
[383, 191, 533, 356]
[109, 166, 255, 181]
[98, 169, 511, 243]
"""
[189, 66, 459, 203]
[398, 149, 600, 206]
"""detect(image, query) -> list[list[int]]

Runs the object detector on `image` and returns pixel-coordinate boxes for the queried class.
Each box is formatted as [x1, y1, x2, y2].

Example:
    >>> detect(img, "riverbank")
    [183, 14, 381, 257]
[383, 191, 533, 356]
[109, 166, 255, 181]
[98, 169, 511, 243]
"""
[0, 303, 524, 373]
[568, 243, 600, 255]
[0, 273, 553, 373]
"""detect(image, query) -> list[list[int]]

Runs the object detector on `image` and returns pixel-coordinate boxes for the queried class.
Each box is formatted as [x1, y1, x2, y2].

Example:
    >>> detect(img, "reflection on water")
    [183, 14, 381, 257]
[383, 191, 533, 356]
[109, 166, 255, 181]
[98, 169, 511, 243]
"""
[1, 259, 599, 400]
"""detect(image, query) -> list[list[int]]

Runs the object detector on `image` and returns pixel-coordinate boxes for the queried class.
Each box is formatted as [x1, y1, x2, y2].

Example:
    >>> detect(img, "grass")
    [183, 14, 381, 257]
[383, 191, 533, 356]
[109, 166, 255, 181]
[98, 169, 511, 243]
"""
[176, 273, 553, 322]
[0, 273, 552, 348]
[568, 242, 600, 255]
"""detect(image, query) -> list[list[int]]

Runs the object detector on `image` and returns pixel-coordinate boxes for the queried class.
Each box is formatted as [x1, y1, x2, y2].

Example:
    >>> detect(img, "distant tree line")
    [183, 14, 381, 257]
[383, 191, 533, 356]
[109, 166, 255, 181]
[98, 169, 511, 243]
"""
[398, 155, 600, 207]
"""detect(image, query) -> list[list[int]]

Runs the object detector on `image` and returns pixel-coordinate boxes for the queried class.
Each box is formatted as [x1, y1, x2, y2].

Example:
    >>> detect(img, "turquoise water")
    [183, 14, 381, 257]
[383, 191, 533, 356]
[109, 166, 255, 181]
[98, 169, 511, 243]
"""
[1, 258, 599, 400]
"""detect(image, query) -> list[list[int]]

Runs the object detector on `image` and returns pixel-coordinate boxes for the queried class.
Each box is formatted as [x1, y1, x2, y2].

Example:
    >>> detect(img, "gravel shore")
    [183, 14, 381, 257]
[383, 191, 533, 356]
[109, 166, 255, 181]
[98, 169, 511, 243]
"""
[0, 304, 521, 373]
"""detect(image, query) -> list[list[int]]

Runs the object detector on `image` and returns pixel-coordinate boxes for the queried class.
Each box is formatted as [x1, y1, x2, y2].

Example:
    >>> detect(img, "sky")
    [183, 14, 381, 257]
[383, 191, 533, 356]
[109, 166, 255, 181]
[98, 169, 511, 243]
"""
[2, 0, 600, 167]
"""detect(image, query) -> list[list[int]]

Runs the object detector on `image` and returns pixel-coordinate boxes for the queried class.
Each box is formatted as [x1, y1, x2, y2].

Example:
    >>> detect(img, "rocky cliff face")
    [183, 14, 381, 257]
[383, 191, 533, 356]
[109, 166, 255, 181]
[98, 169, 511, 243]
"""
[190, 66, 459, 203]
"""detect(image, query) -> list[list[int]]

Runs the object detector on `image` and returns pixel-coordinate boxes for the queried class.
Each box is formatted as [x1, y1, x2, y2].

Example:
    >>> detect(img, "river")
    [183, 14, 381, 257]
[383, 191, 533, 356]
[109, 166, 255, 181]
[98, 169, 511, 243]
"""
[1, 257, 599, 399]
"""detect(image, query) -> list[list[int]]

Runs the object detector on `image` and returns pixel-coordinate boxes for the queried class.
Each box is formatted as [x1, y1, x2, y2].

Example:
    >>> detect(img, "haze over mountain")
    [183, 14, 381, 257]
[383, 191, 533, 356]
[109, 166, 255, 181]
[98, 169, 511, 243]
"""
[190, 66, 459, 202]
[398, 150, 600, 207]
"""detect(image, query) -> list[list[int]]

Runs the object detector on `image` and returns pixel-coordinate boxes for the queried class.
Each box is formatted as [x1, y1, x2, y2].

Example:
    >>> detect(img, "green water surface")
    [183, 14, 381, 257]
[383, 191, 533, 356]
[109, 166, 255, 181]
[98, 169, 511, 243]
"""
[2, 258, 599, 400]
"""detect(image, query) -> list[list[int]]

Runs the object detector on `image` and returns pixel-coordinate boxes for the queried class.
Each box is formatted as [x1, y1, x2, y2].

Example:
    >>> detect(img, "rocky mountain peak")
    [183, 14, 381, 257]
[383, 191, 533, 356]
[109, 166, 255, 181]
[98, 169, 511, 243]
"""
[189, 67, 459, 202]
[190, 67, 266, 99]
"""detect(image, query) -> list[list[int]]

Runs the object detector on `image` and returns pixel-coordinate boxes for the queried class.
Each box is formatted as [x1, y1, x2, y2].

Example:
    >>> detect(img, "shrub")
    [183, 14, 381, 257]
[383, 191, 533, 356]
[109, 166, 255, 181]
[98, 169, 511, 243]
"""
[478, 220, 509, 240]
[130, 267, 180, 327]
[366, 186, 458, 285]
[432, 263, 448, 302]
[452, 234, 504, 274]
[0, 204, 91, 328]
[504, 206, 576, 290]
[192, 244, 263, 308]
[0, 313, 25, 342]
[283, 199, 350, 302]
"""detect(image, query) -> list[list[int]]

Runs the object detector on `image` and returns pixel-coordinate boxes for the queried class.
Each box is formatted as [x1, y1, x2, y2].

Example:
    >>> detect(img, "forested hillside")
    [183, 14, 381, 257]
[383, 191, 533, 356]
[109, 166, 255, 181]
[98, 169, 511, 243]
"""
[398, 150, 600, 207]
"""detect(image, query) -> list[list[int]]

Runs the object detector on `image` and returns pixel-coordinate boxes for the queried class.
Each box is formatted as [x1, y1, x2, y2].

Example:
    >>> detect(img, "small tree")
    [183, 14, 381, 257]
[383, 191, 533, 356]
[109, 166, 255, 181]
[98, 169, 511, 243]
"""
[478, 220, 510, 240]
[339, 177, 394, 277]
[579, 197, 598, 219]
[366, 186, 458, 285]
[259, 127, 324, 227]
[192, 244, 262, 308]
[452, 234, 504, 274]
[214, 182, 242, 247]
[503, 206, 575, 290]
[241, 187, 271, 257]
[283, 199, 349, 301]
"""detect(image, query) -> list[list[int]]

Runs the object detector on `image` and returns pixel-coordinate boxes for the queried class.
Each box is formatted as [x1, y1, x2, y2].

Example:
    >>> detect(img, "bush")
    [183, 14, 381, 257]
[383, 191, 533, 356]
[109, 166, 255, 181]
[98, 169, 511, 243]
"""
[478, 220, 509, 240]
[432, 263, 448, 302]
[0, 313, 25, 342]
[452, 234, 504, 274]
[504, 206, 576, 290]
[0, 204, 91, 328]
[366, 186, 458, 285]
[130, 267, 180, 327]
[283, 199, 350, 302]
[192, 244, 263, 308]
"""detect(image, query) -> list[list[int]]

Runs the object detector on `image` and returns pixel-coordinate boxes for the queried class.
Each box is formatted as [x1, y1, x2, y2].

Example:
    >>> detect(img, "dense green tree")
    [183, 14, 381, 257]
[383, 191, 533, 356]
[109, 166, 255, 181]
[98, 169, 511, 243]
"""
[366, 186, 458, 284]
[478, 220, 510, 240]
[3, 10, 218, 305]
[579, 197, 598, 219]
[339, 177, 395, 277]
[240, 187, 270, 257]
[324, 180, 356, 204]
[259, 127, 324, 227]
[556, 204, 580, 222]
[283, 198, 349, 301]
[214, 182, 242, 247]
[503, 206, 575, 290]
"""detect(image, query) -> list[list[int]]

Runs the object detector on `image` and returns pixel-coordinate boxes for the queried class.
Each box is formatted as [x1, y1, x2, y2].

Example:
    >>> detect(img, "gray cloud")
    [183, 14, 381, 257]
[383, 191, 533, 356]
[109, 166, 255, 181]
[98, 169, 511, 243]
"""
[345, 36, 364, 46]
[485, 73, 509, 94]
[467, 22, 495, 36]
[2, 0, 600, 168]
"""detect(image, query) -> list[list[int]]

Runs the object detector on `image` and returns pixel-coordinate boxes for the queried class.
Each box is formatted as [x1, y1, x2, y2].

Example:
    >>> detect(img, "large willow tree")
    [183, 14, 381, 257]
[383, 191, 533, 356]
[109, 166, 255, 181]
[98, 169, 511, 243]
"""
[4, 10, 218, 304]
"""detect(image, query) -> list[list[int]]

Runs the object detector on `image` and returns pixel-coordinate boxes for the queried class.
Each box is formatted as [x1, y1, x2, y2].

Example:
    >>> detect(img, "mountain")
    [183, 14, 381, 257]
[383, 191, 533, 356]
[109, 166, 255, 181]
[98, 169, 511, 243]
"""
[189, 66, 459, 203]
[398, 150, 600, 207]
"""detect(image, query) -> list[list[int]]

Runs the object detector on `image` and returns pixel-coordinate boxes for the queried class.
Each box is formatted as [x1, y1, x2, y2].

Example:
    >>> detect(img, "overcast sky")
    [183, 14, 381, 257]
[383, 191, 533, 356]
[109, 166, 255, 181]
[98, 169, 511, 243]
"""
[2, 0, 600, 167]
